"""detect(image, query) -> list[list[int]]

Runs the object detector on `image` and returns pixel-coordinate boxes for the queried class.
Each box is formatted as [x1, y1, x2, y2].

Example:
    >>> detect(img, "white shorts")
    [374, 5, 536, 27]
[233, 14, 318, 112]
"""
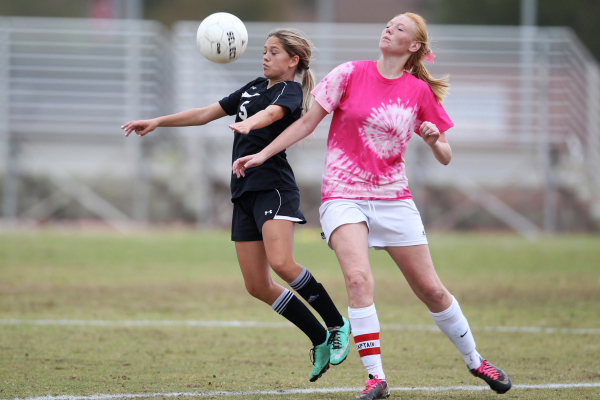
[319, 199, 428, 250]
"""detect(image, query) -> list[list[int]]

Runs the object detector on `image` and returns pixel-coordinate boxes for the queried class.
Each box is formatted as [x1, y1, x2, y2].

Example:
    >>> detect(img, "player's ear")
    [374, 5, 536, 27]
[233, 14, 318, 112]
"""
[409, 41, 421, 54]
[289, 55, 300, 69]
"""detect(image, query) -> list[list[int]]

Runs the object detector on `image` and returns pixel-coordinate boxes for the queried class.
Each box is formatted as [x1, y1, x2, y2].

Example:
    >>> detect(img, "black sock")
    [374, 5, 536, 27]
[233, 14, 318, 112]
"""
[272, 289, 327, 346]
[289, 268, 344, 328]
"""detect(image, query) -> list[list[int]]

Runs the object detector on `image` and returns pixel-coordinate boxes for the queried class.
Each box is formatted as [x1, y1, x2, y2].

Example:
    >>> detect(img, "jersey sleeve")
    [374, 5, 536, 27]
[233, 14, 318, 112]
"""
[218, 79, 259, 116]
[269, 81, 302, 115]
[415, 84, 454, 136]
[311, 62, 355, 113]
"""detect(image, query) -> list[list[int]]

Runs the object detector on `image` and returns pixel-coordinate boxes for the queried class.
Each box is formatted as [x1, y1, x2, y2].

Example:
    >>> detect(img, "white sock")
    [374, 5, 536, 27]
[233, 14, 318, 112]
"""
[429, 296, 482, 370]
[349, 304, 385, 380]
[464, 349, 483, 370]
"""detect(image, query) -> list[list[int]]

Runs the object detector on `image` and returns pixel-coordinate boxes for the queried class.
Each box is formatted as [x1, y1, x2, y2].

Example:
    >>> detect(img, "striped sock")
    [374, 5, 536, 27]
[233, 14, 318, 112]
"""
[288, 267, 312, 290]
[271, 288, 327, 346]
[289, 267, 344, 328]
[349, 304, 385, 380]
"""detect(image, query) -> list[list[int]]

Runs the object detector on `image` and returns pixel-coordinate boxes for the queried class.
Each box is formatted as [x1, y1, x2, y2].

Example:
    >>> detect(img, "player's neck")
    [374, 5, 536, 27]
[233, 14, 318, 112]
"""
[376, 55, 409, 79]
[267, 71, 295, 89]
[267, 77, 287, 89]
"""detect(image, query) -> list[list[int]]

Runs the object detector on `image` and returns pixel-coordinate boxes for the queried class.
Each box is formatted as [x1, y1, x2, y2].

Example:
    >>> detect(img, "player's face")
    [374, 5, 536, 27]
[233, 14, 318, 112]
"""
[379, 15, 421, 56]
[263, 37, 297, 80]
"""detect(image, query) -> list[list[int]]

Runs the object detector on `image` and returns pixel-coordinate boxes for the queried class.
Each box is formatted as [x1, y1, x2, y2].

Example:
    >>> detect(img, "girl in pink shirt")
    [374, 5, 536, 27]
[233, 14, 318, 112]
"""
[234, 13, 511, 399]
[314, 58, 453, 203]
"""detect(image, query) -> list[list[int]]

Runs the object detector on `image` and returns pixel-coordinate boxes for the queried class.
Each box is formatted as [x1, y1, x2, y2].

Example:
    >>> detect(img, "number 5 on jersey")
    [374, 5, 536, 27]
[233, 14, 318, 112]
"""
[238, 100, 250, 120]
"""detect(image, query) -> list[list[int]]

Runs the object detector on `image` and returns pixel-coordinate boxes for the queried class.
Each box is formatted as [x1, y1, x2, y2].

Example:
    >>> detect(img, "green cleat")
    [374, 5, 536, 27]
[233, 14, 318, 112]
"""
[328, 317, 351, 365]
[309, 331, 331, 382]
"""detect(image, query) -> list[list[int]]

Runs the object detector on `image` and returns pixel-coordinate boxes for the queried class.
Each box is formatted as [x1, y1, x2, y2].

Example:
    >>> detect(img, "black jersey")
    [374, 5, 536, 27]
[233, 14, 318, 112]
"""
[219, 77, 303, 200]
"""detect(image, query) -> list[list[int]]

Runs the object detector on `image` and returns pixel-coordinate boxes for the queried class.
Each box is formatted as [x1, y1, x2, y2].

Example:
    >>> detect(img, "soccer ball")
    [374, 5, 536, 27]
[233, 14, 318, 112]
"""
[196, 13, 248, 64]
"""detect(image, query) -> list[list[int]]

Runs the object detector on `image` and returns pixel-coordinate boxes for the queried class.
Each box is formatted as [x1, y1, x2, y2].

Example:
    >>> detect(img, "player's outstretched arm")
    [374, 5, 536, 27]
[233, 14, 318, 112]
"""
[419, 121, 452, 165]
[121, 103, 227, 137]
[229, 105, 288, 135]
[232, 102, 328, 177]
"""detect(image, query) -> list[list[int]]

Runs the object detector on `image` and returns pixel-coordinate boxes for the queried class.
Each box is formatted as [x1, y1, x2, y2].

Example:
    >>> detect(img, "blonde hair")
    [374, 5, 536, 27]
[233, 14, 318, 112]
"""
[268, 29, 315, 115]
[397, 12, 449, 103]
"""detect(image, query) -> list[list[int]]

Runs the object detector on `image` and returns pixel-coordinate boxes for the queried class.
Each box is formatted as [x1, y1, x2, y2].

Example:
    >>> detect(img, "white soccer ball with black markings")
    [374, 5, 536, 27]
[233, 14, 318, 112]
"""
[196, 13, 248, 64]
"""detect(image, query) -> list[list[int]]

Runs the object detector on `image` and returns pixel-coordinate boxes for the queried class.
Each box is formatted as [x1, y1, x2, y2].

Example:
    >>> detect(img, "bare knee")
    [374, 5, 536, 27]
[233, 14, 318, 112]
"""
[244, 281, 263, 300]
[269, 258, 301, 283]
[244, 280, 278, 303]
[343, 270, 374, 307]
[419, 285, 450, 309]
[345, 270, 373, 293]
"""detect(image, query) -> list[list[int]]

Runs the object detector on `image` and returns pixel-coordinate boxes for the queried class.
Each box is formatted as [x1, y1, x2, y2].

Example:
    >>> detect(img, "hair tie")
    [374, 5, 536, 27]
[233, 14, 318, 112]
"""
[306, 66, 309, 70]
[422, 48, 435, 64]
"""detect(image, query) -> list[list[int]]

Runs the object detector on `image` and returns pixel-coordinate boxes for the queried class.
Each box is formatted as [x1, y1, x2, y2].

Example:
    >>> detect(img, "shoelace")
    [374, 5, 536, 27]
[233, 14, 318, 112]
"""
[362, 375, 384, 393]
[309, 347, 316, 365]
[477, 360, 501, 380]
[328, 329, 342, 350]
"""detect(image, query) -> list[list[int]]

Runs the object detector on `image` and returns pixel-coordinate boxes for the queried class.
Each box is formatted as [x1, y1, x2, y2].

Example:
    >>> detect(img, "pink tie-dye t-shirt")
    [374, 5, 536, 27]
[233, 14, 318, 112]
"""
[311, 60, 453, 204]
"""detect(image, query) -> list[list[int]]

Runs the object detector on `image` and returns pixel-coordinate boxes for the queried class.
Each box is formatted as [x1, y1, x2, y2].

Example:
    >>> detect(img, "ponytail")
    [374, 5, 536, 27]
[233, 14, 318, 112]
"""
[400, 13, 450, 103]
[409, 59, 449, 104]
[301, 68, 315, 115]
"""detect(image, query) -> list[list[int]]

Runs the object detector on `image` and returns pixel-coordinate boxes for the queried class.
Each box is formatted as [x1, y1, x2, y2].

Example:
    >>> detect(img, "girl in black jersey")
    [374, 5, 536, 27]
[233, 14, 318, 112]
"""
[121, 29, 351, 383]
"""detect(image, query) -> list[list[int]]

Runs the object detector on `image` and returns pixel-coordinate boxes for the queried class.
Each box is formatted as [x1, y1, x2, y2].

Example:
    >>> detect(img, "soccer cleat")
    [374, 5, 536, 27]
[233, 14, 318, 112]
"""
[328, 317, 351, 365]
[355, 374, 390, 399]
[469, 359, 512, 394]
[309, 331, 330, 382]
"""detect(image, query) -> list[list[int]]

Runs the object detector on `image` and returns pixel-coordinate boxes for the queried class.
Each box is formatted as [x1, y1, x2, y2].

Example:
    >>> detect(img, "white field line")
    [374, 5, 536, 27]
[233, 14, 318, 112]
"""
[7, 383, 600, 400]
[1, 319, 600, 334]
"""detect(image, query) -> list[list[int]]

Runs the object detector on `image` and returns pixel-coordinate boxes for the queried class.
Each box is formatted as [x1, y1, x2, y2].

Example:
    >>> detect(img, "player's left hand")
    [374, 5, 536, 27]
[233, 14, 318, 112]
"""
[420, 121, 440, 146]
[229, 122, 251, 134]
[232, 152, 267, 178]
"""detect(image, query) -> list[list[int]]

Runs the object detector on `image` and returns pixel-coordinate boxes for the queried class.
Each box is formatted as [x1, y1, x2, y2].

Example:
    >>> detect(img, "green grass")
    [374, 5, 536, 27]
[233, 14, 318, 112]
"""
[1, 229, 599, 399]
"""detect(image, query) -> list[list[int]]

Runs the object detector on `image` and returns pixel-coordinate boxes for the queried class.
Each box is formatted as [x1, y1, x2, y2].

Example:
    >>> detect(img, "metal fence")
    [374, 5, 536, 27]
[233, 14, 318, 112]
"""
[0, 17, 174, 230]
[1, 17, 599, 234]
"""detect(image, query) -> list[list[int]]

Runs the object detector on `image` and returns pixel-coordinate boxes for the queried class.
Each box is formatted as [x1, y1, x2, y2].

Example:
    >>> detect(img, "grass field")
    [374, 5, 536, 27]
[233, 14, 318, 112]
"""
[1, 228, 599, 399]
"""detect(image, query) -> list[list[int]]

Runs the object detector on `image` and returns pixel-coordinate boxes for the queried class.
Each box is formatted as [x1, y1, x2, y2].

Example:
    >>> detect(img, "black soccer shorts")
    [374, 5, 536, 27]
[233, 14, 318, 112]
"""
[231, 189, 307, 241]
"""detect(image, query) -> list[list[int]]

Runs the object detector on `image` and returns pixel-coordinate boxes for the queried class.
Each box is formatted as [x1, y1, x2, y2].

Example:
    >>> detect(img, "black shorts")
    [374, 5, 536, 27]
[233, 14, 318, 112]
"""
[231, 189, 307, 242]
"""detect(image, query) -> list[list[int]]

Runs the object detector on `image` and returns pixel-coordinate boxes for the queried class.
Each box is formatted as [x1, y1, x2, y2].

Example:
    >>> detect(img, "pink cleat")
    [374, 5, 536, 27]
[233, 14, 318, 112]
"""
[470, 359, 512, 394]
[354, 374, 390, 399]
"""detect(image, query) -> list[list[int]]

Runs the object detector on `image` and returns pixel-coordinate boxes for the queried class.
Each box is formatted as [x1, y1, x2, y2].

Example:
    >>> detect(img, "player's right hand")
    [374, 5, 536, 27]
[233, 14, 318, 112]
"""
[121, 119, 158, 137]
[232, 153, 267, 178]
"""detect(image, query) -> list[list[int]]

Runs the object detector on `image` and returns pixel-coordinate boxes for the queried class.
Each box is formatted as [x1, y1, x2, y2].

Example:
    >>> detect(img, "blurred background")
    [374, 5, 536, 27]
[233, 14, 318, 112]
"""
[0, 0, 599, 235]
